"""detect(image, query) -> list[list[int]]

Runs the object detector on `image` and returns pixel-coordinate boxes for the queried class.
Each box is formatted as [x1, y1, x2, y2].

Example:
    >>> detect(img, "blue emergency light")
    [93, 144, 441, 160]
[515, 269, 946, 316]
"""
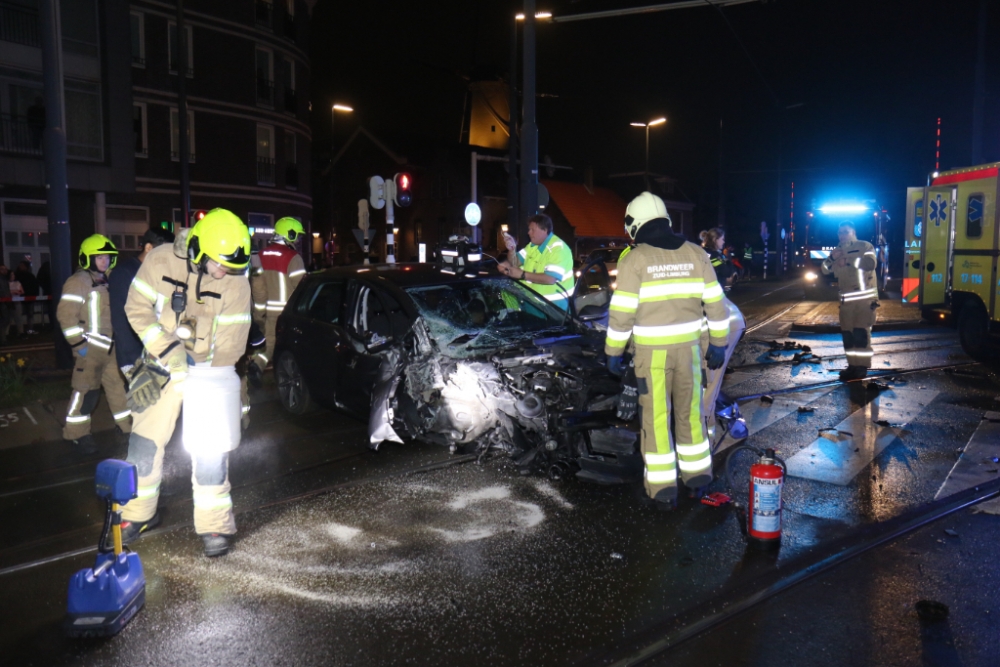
[818, 203, 868, 214]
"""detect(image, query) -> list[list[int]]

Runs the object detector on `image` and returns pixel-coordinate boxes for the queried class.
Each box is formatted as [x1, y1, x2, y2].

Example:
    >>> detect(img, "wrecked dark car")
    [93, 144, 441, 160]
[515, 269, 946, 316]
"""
[272, 263, 641, 484]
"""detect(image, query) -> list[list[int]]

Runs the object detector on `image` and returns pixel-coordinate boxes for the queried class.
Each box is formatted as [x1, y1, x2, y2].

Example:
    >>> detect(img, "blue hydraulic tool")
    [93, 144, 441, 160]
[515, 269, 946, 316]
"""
[65, 459, 146, 638]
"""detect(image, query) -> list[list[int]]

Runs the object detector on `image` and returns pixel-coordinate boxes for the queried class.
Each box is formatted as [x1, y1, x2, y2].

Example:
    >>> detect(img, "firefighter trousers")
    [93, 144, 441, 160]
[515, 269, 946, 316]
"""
[64, 345, 131, 440]
[121, 381, 237, 535]
[251, 317, 277, 372]
[635, 344, 713, 501]
[839, 299, 878, 368]
[702, 296, 746, 438]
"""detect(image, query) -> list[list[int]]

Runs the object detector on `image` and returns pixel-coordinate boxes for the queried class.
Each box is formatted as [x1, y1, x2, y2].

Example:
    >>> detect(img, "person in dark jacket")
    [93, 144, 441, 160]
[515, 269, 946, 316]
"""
[699, 228, 735, 290]
[109, 227, 174, 373]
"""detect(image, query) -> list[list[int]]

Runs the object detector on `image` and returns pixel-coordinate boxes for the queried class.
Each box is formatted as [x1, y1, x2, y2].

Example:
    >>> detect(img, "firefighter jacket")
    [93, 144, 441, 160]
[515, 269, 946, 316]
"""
[821, 239, 877, 302]
[605, 220, 729, 355]
[251, 241, 305, 326]
[57, 269, 114, 353]
[517, 232, 575, 309]
[126, 231, 252, 369]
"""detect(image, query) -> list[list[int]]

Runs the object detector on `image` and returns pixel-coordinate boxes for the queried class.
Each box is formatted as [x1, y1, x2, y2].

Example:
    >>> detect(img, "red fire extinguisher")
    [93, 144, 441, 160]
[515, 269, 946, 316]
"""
[748, 448, 784, 543]
[725, 445, 786, 545]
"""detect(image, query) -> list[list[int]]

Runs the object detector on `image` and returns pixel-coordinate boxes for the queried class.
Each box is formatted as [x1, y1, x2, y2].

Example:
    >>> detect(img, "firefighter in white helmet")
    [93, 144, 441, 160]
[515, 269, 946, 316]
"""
[605, 192, 729, 510]
[57, 234, 132, 454]
[250, 217, 306, 377]
[822, 220, 878, 380]
[119, 208, 252, 557]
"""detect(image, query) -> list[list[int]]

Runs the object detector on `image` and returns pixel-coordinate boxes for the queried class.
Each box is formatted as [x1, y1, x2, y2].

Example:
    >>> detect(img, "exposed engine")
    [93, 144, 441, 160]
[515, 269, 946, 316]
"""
[379, 321, 642, 484]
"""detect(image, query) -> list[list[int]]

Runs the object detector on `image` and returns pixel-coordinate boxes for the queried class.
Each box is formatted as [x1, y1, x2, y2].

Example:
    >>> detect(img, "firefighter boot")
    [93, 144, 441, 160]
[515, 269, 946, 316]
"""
[104, 511, 161, 550]
[201, 533, 231, 557]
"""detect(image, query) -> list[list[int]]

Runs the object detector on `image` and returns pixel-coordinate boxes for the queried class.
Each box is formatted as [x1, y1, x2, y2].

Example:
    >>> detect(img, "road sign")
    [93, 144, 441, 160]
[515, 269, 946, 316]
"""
[465, 203, 482, 226]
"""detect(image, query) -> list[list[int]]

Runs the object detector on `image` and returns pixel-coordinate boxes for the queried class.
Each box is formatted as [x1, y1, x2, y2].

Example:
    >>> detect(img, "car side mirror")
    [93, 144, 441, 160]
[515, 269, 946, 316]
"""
[364, 331, 391, 352]
[577, 304, 608, 322]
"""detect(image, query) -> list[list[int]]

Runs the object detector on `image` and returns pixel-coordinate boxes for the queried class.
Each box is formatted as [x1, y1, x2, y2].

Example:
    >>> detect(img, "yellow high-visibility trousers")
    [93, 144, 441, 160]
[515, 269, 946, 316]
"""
[64, 345, 131, 440]
[121, 381, 237, 535]
[839, 299, 877, 368]
[634, 343, 713, 501]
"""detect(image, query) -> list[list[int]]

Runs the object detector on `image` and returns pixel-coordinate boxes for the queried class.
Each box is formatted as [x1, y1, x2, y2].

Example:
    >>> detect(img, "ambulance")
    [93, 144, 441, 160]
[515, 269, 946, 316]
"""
[904, 163, 999, 358]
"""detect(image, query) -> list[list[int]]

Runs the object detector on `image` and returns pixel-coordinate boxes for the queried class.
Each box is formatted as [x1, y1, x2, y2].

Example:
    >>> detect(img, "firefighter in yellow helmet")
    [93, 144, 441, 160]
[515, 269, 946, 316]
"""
[57, 234, 131, 454]
[249, 217, 306, 377]
[119, 208, 252, 557]
[605, 192, 730, 510]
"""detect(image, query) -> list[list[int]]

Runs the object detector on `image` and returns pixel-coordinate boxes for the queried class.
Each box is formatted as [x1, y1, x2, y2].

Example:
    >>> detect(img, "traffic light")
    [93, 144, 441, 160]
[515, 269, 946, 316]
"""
[393, 172, 412, 207]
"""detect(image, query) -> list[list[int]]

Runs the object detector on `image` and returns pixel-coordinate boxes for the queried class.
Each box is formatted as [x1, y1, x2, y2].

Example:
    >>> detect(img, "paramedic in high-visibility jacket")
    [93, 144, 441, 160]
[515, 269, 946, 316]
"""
[497, 214, 575, 310]
[822, 221, 878, 381]
[57, 234, 131, 454]
[250, 217, 307, 372]
[605, 192, 730, 510]
[120, 208, 252, 557]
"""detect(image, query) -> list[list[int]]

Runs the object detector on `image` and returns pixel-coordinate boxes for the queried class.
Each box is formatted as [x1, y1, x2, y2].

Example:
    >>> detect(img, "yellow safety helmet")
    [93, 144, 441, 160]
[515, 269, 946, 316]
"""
[78, 234, 118, 271]
[274, 217, 305, 243]
[186, 208, 251, 270]
[624, 191, 671, 240]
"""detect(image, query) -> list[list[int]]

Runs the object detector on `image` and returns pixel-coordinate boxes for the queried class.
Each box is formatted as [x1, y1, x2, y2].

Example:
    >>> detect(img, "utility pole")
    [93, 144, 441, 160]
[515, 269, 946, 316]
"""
[519, 0, 538, 227]
[507, 18, 520, 243]
[176, 0, 190, 226]
[971, 0, 988, 165]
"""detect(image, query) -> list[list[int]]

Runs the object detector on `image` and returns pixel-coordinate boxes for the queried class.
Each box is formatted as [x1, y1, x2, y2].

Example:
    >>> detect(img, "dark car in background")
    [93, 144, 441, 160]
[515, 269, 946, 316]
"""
[272, 263, 640, 484]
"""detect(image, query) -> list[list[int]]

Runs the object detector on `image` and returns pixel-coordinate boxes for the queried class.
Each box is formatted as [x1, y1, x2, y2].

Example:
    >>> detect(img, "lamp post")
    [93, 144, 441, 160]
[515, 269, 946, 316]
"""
[630, 116, 666, 190]
[329, 103, 353, 265]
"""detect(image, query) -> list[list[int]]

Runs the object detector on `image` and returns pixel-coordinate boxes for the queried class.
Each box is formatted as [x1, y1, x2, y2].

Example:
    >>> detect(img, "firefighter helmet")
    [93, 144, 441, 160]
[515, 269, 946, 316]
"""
[78, 234, 118, 271]
[624, 191, 670, 240]
[274, 217, 304, 243]
[186, 208, 251, 270]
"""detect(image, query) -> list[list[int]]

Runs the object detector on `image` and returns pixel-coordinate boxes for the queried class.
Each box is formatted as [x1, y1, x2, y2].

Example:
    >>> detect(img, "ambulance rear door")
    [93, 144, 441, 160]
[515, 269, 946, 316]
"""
[919, 186, 956, 307]
[902, 187, 924, 304]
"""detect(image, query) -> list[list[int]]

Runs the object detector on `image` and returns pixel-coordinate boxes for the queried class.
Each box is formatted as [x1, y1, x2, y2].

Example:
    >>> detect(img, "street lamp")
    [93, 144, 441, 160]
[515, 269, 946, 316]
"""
[630, 116, 666, 190]
[331, 103, 353, 154]
[329, 103, 353, 266]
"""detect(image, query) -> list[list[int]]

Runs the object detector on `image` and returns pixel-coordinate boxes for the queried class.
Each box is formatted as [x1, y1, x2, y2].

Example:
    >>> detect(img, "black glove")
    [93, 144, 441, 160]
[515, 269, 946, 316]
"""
[617, 363, 638, 421]
[607, 355, 624, 377]
[126, 362, 169, 413]
[705, 344, 727, 371]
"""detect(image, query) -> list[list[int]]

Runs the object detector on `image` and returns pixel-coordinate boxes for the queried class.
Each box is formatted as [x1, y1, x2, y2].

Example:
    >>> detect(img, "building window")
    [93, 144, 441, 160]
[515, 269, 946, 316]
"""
[168, 22, 194, 76]
[130, 11, 145, 67]
[248, 212, 274, 238]
[257, 124, 275, 185]
[133, 103, 147, 157]
[255, 0, 273, 30]
[3, 84, 45, 156]
[65, 84, 103, 161]
[170, 108, 196, 162]
[255, 47, 274, 107]
[281, 57, 296, 113]
[61, 0, 98, 57]
[284, 130, 297, 189]
[967, 194, 984, 239]
[283, 0, 296, 40]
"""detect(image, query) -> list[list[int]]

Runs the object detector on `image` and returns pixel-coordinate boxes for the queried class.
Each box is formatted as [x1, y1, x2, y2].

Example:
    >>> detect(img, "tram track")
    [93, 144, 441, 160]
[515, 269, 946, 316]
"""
[729, 339, 965, 371]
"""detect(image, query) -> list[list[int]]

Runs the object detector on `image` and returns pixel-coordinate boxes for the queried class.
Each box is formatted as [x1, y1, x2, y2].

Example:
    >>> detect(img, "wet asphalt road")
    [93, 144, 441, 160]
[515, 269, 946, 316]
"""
[1, 279, 999, 666]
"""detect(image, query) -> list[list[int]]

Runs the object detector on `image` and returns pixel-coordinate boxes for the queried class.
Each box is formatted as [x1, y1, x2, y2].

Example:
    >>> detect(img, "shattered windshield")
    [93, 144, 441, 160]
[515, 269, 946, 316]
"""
[405, 278, 569, 357]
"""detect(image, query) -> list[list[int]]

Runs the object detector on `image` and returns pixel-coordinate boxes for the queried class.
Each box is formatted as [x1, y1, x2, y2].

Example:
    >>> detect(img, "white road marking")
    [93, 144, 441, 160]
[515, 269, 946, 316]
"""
[21, 407, 37, 425]
[935, 414, 1000, 515]
[785, 387, 938, 486]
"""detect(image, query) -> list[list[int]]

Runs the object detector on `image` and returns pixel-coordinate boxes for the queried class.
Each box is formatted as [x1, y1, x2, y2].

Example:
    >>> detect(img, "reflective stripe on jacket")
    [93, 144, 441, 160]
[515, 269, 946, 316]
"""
[821, 240, 877, 301]
[251, 241, 305, 326]
[605, 241, 729, 354]
[517, 233, 575, 309]
[56, 270, 113, 351]
[126, 238, 252, 367]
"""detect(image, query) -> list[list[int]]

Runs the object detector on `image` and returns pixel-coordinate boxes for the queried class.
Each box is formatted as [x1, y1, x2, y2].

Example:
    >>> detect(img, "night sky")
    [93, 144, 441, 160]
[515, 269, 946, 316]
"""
[311, 0, 1000, 246]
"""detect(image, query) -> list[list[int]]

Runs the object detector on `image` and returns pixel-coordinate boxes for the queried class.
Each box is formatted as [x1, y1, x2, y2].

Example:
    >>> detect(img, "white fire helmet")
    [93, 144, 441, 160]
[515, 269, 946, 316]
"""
[624, 191, 670, 240]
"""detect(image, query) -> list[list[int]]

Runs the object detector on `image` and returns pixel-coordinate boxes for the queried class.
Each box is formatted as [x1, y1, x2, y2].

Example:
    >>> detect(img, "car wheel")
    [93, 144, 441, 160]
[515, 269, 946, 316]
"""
[958, 305, 991, 361]
[276, 352, 313, 415]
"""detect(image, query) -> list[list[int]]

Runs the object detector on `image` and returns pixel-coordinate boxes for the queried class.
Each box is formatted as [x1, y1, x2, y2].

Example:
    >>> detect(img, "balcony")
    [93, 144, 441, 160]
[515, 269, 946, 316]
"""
[169, 62, 194, 77]
[255, 0, 272, 30]
[283, 87, 297, 114]
[257, 156, 275, 185]
[170, 151, 197, 162]
[1, 2, 40, 48]
[283, 12, 296, 41]
[0, 114, 43, 157]
[285, 164, 298, 189]
[256, 78, 274, 107]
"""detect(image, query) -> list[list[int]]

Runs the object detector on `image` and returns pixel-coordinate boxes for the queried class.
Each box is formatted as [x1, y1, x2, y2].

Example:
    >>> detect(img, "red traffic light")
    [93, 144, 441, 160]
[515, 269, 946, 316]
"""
[394, 172, 412, 207]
